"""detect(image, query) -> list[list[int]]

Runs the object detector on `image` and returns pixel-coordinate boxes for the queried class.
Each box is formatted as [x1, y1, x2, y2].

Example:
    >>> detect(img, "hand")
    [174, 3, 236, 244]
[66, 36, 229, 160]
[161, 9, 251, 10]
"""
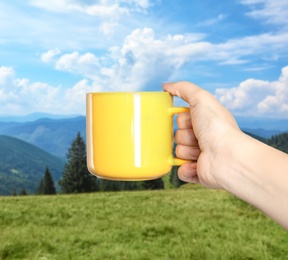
[163, 81, 288, 230]
[163, 81, 241, 189]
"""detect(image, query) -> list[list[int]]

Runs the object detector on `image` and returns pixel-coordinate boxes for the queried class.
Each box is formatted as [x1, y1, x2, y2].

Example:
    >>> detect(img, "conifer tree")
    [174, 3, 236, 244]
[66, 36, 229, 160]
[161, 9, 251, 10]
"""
[43, 167, 56, 194]
[37, 167, 56, 195]
[19, 188, 27, 196]
[59, 132, 97, 193]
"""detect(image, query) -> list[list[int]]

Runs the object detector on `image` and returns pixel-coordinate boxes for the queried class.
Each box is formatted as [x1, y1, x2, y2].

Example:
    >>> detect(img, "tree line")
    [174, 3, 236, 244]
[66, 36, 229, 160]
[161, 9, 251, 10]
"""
[19, 130, 287, 196]
[17, 132, 183, 195]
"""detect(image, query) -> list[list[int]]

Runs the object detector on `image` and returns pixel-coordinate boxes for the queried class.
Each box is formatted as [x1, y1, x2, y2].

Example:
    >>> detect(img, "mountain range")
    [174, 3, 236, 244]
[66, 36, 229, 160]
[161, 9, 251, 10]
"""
[0, 113, 287, 195]
[0, 116, 86, 159]
[0, 112, 81, 123]
[0, 114, 288, 159]
[235, 116, 288, 138]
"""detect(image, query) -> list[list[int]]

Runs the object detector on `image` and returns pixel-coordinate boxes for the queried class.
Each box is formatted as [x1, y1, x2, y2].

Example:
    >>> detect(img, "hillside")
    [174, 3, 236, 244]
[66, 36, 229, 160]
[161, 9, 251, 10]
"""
[0, 135, 65, 195]
[0, 116, 85, 159]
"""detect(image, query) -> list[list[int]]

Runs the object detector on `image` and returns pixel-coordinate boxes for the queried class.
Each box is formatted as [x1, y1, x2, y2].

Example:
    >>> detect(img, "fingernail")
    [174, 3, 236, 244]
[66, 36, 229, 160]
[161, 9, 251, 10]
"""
[162, 82, 172, 87]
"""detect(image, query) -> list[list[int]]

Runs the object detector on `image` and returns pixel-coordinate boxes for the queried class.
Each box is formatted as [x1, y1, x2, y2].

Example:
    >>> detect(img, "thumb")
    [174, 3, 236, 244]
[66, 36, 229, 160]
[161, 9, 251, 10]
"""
[162, 81, 205, 106]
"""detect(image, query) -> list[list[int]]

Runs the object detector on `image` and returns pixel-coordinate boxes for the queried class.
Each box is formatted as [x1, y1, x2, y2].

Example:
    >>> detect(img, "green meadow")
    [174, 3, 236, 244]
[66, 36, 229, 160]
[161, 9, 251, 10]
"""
[0, 186, 287, 260]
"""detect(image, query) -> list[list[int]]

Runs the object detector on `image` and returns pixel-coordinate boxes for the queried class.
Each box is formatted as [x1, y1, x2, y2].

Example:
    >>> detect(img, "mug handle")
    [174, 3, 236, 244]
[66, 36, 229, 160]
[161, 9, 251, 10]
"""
[169, 107, 191, 166]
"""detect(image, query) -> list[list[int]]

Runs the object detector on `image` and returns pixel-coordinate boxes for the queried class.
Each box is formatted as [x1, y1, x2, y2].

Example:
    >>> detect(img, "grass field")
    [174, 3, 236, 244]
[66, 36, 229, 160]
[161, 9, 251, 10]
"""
[0, 185, 287, 260]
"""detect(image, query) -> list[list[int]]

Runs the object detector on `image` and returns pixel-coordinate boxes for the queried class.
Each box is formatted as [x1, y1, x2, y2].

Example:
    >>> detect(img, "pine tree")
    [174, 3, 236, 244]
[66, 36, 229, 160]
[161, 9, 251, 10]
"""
[59, 132, 97, 193]
[37, 167, 56, 195]
[19, 188, 27, 196]
[43, 167, 56, 194]
[268, 132, 288, 153]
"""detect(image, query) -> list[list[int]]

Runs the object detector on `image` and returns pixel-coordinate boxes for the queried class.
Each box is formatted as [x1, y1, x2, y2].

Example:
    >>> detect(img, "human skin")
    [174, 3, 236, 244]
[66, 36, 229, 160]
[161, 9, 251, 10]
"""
[163, 81, 288, 230]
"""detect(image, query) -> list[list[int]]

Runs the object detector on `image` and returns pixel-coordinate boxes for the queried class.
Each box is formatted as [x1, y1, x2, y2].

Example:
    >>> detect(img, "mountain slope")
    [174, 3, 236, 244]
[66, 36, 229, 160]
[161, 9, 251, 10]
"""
[0, 135, 65, 195]
[0, 116, 86, 159]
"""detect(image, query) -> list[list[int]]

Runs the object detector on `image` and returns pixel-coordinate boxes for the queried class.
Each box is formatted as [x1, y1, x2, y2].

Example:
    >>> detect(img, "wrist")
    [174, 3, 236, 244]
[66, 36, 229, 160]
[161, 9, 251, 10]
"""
[219, 131, 264, 196]
[219, 131, 288, 229]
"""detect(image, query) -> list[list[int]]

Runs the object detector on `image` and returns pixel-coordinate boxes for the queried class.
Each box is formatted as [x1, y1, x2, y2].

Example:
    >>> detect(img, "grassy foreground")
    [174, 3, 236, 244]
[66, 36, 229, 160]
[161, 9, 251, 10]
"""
[0, 186, 287, 260]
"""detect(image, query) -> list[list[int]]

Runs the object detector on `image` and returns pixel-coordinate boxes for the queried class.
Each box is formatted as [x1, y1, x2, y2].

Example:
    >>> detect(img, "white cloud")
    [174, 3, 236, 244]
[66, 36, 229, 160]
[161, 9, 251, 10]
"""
[240, 0, 288, 27]
[29, 0, 151, 16]
[215, 65, 288, 117]
[0, 0, 155, 51]
[0, 66, 14, 86]
[0, 66, 101, 115]
[44, 28, 210, 91]
[0, 28, 212, 115]
[0, 66, 63, 114]
[41, 48, 61, 63]
[195, 14, 228, 27]
[1, 63, 288, 117]
[55, 52, 100, 79]
[242, 65, 273, 72]
[0, 67, 19, 103]
[63, 79, 101, 113]
[122, 0, 151, 9]
[99, 22, 119, 36]
[27, 0, 131, 39]
[41, 27, 288, 93]
[28, 0, 74, 13]
[3, 19, 288, 117]
[213, 32, 288, 64]
[71, 3, 129, 17]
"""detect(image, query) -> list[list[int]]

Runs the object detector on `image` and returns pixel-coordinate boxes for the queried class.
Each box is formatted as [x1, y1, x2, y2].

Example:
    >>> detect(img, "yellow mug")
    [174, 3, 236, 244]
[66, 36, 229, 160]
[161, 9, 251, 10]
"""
[86, 92, 190, 181]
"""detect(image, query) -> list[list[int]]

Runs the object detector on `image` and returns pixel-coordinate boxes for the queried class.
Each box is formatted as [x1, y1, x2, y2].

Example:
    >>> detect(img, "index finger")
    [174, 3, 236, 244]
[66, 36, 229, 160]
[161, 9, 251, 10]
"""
[163, 81, 201, 103]
[163, 81, 212, 107]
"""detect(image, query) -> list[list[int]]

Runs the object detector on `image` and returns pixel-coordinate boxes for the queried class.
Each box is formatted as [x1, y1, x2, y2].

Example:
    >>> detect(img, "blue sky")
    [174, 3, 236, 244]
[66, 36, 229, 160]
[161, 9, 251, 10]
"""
[0, 0, 288, 117]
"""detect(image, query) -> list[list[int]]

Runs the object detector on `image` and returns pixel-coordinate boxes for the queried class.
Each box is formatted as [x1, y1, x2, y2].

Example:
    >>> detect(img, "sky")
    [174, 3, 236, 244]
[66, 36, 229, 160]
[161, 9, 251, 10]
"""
[0, 0, 288, 118]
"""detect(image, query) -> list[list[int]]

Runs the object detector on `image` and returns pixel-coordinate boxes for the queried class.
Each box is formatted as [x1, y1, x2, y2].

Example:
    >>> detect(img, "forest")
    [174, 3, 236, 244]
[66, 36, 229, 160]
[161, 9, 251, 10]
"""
[1, 130, 287, 196]
[24, 131, 288, 195]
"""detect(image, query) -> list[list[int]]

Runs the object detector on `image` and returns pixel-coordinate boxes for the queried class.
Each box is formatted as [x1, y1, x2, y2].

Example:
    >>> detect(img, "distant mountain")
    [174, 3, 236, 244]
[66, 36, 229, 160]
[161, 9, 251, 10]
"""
[0, 114, 287, 159]
[0, 112, 81, 123]
[0, 135, 65, 195]
[236, 117, 288, 138]
[235, 116, 288, 130]
[0, 116, 86, 159]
